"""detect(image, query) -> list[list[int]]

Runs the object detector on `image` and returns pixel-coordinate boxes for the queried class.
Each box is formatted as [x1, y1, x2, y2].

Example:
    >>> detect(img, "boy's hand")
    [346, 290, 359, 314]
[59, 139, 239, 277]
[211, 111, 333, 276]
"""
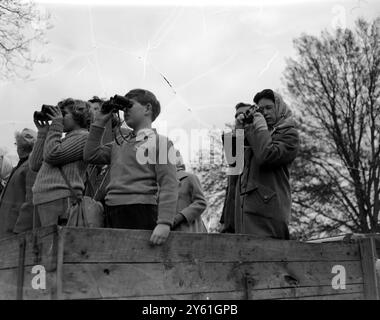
[235, 114, 245, 130]
[150, 224, 171, 245]
[34, 119, 50, 134]
[47, 106, 63, 121]
[93, 110, 114, 127]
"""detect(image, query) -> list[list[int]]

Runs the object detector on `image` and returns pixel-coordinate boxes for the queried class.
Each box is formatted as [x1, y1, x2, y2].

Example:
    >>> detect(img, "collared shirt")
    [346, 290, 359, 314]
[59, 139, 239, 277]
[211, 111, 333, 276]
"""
[136, 128, 156, 141]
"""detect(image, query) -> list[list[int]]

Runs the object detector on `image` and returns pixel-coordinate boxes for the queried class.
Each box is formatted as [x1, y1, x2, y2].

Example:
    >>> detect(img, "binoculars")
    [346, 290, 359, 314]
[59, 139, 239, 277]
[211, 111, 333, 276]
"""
[33, 105, 57, 122]
[101, 95, 133, 114]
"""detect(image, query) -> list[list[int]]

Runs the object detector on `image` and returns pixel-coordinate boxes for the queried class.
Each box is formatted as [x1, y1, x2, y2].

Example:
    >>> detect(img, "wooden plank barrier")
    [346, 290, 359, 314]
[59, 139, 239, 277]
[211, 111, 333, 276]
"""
[0, 226, 378, 300]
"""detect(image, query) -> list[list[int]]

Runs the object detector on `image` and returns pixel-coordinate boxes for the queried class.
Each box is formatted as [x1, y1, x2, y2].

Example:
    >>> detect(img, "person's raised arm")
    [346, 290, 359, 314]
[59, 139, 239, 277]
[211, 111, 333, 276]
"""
[29, 118, 49, 172]
[245, 113, 299, 168]
[43, 106, 88, 166]
[83, 110, 114, 165]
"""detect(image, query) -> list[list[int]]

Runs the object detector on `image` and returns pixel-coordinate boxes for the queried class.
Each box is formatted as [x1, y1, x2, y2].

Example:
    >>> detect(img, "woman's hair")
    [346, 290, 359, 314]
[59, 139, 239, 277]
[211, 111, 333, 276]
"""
[58, 98, 93, 129]
[15, 128, 37, 156]
[125, 89, 161, 122]
[253, 89, 275, 104]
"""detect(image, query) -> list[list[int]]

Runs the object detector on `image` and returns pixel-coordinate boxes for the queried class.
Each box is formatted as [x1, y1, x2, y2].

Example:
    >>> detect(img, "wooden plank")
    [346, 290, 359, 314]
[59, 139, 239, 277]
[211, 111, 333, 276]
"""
[251, 284, 364, 300]
[376, 259, 380, 290]
[359, 238, 379, 300]
[0, 266, 57, 300]
[0, 226, 58, 270]
[61, 227, 361, 264]
[105, 293, 243, 300]
[3, 266, 359, 301]
[375, 238, 380, 258]
[281, 292, 363, 300]
[54, 228, 65, 300]
[16, 237, 26, 300]
[61, 261, 363, 300]
[308, 233, 380, 259]
[0, 226, 60, 300]
[362, 235, 380, 258]
[81, 284, 363, 300]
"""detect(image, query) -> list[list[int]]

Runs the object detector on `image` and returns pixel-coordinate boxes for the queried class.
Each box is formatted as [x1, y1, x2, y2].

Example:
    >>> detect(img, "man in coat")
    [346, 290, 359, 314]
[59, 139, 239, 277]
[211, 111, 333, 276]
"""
[172, 152, 208, 233]
[219, 174, 238, 233]
[0, 128, 37, 238]
[220, 103, 251, 233]
[235, 89, 299, 239]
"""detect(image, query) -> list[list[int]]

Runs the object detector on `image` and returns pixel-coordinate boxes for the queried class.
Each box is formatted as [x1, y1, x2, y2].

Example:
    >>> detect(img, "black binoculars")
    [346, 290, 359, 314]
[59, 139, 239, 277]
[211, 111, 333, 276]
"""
[101, 95, 133, 114]
[33, 105, 57, 122]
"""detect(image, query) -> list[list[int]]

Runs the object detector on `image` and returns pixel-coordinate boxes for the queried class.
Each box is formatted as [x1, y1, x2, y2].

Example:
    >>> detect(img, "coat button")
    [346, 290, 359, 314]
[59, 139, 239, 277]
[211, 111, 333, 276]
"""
[263, 195, 269, 203]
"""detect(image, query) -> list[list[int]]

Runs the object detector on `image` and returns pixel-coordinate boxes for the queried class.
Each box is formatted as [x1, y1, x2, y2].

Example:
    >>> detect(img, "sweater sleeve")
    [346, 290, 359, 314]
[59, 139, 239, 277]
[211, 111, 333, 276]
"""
[180, 174, 207, 223]
[155, 137, 179, 226]
[29, 131, 47, 172]
[43, 119, 89, 166]
[83, 124, 112, 165]
[245, 126, 299, 168]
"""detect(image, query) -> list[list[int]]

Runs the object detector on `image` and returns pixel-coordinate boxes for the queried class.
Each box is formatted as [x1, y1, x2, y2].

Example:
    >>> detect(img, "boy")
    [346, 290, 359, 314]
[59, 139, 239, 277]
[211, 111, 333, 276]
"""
[84, 89, 178, 245]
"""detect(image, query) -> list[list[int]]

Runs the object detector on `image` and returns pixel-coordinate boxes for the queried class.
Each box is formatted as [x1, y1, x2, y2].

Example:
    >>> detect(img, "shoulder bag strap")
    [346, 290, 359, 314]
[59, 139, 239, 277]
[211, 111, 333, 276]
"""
[58, 167, 80, 203]
[83, 164, 97, 195]
[93, 165, 111, 201]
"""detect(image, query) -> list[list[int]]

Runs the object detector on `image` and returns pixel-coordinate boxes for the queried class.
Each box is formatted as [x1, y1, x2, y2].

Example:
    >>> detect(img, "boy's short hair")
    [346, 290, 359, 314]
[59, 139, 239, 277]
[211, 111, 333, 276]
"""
[125, 89, 161, 122]
[58, 98, 93, 129]
[235, 102, 251, 110]
[88, 96, 104, 104]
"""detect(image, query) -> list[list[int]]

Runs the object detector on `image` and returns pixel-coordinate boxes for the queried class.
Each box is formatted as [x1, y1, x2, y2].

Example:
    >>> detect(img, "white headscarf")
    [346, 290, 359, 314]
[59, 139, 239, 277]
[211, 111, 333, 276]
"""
[273, 92, 295, 130]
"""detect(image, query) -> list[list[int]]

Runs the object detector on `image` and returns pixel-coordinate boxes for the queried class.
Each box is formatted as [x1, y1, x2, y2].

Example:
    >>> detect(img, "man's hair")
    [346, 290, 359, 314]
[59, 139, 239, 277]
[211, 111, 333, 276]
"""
[253, 89, 275, 104]
[125, 89, 161, 122]
[235, 102, 251, 110]
[58, 98, 93, 129]
[88, 96, 104, 104]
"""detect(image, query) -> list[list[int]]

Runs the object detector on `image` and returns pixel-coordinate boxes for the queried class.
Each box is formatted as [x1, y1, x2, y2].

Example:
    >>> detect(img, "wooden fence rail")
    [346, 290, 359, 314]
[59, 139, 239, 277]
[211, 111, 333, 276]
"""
[0, 226, 378, 300]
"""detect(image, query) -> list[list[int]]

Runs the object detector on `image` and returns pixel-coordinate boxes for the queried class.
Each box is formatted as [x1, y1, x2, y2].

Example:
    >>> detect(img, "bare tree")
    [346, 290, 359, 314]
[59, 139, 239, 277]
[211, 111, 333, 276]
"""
[0, 0, 50, 80]
[284, 18, 380, 235]
[190, 129, 228, 232]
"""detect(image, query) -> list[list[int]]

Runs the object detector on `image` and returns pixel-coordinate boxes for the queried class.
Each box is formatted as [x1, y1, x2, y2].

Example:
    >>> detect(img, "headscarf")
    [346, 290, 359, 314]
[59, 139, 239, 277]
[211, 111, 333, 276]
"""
[272, 92, 295, 131]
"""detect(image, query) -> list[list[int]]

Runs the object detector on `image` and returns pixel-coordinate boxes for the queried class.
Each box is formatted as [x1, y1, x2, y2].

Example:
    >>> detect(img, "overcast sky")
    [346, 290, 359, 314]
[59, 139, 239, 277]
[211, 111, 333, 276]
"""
[1, 0, 379, 164]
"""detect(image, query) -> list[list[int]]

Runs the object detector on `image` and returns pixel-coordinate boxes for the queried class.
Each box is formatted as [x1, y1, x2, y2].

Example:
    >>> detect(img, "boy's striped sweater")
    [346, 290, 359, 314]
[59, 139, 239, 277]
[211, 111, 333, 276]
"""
[29, 119, 89, 205]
